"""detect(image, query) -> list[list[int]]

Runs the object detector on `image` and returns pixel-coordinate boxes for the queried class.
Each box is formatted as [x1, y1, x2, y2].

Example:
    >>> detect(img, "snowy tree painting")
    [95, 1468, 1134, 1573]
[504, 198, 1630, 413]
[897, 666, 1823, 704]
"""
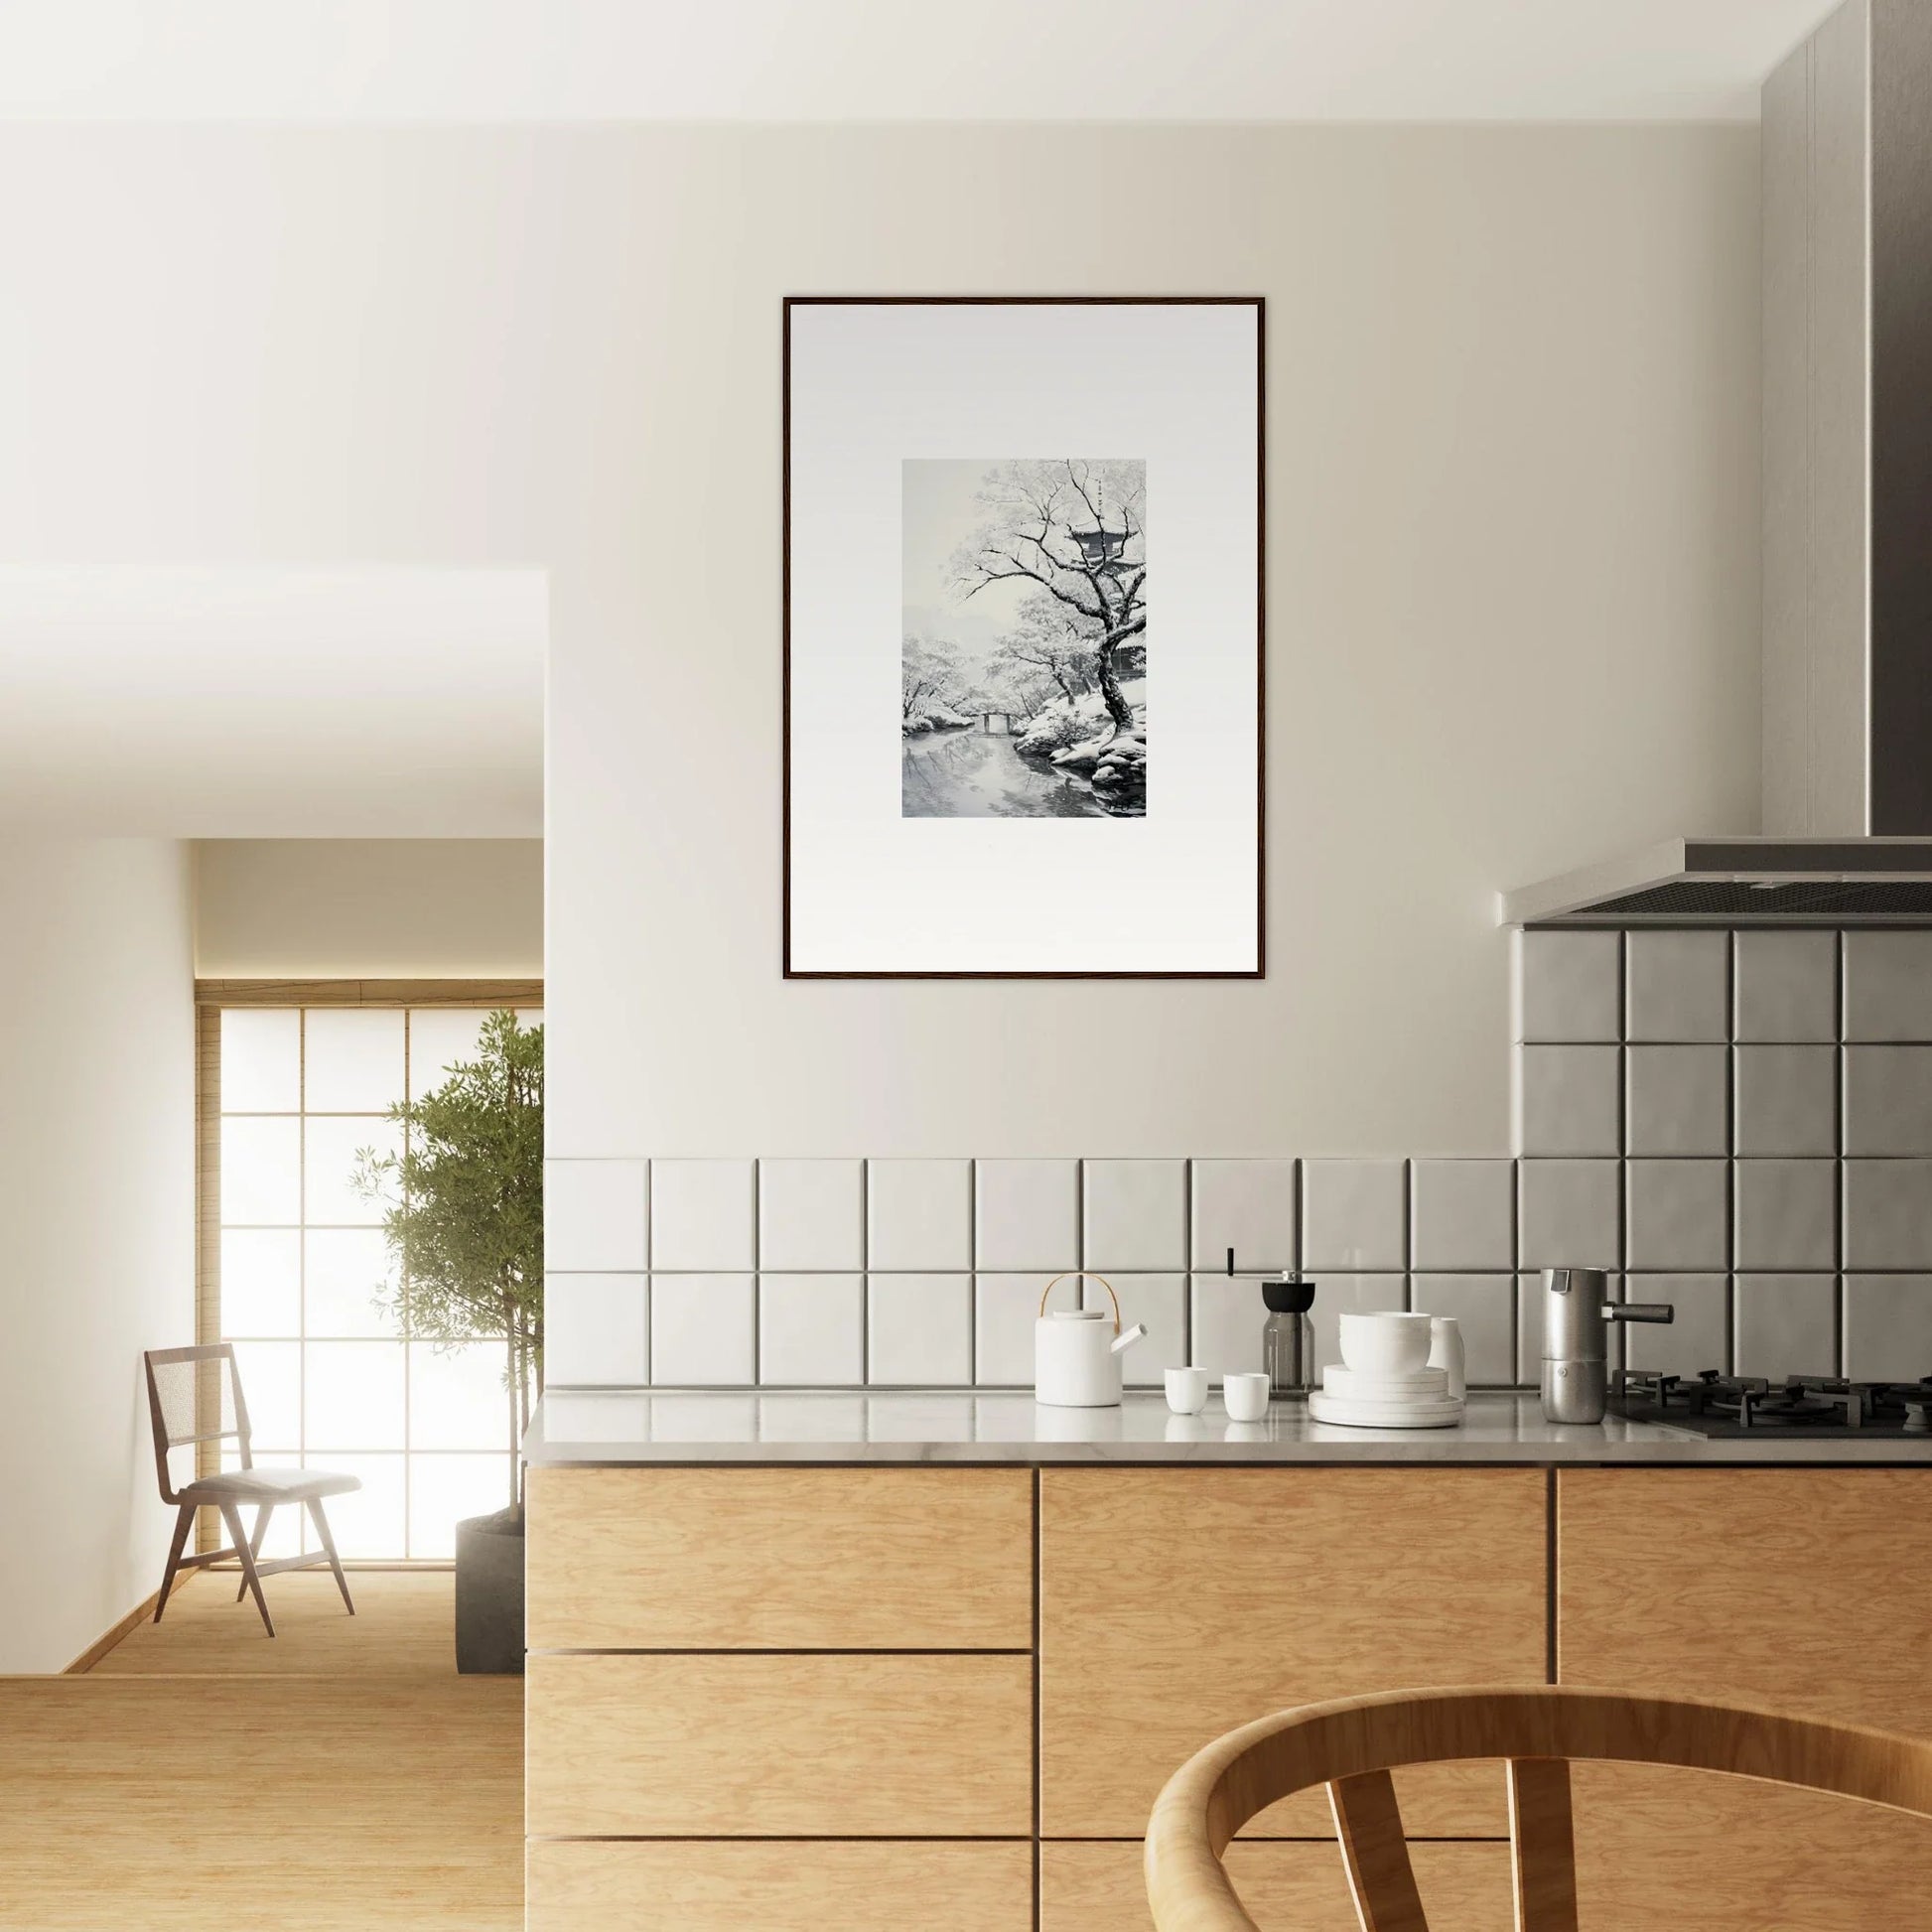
[900, 458, 1147, 819]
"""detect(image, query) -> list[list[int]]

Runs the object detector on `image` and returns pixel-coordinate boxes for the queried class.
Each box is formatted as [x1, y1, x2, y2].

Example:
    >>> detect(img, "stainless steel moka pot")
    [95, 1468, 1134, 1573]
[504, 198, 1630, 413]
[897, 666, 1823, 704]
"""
[1540, 1267, 1674, 1424]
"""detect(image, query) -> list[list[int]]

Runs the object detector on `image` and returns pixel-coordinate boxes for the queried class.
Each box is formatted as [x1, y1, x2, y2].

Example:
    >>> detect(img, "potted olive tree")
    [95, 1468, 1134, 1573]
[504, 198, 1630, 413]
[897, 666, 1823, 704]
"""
[353, 1009, 543, 1674]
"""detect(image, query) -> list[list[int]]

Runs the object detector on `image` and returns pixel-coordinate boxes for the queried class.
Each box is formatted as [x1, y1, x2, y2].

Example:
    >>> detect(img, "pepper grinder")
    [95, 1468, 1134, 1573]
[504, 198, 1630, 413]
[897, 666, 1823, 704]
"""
[1262, 1276, 1317, 1400]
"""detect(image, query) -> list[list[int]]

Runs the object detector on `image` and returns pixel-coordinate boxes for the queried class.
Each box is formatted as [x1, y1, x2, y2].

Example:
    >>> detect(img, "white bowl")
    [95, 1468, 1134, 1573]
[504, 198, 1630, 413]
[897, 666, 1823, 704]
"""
[1337, 1311, 1436, 1377]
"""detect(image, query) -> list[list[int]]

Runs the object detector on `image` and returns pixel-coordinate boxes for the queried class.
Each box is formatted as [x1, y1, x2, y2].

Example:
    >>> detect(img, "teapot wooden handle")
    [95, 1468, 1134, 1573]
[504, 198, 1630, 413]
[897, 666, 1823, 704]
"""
[1038, 1271, 1122, 1333]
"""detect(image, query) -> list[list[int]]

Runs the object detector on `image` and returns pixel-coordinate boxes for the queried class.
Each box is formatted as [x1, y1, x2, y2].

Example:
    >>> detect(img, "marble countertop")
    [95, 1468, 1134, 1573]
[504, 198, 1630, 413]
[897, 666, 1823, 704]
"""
[524, 1389, 1932, 1465]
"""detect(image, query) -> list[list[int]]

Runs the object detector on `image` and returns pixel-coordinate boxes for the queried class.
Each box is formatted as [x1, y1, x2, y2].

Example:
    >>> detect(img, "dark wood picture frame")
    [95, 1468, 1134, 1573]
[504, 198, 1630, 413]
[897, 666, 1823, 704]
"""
[781, 295, 1266, 980]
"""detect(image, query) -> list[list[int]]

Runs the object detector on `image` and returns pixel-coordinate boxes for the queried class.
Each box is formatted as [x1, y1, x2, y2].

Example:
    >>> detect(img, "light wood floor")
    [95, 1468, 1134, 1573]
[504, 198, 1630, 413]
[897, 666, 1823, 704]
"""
[0, 1571, 523, 1930]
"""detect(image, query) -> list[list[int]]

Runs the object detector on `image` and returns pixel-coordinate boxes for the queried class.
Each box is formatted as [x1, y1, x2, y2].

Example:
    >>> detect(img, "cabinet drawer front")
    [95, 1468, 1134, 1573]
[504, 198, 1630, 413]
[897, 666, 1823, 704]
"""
[1041, 1841, 1512, 1932]
[528, 1842, 1034, 1932]
[1559, 1469, 1932, 1728]
[526, 1466, 1033, 1650]
[526, 1653, 1034, 1837]
[1039, 1468, 1547, 1838]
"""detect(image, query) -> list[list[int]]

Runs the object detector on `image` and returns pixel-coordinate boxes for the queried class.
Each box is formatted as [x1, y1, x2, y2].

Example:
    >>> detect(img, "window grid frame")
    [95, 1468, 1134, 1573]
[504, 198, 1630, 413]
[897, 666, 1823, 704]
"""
[197, 979, 542, 1562]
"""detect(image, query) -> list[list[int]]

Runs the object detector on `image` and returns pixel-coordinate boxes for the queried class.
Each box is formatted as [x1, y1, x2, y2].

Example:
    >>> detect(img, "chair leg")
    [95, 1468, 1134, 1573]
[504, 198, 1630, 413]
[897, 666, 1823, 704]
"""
[235, 1502, 273, 1602]
[153, 1501, 197, 1624]
[307, 1496, 355, 1615]
[219, 1501, 275, 1637]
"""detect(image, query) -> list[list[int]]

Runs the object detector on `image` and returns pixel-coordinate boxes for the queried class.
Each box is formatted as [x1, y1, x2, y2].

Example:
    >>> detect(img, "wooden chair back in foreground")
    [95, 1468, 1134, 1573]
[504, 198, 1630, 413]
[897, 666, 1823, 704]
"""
[1143, 1684, 1932, 1932]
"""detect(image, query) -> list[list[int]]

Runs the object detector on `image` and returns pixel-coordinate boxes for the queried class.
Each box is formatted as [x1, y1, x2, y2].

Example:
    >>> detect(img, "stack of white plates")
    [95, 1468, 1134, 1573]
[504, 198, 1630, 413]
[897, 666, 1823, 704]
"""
[1308, 1363, 1464, 1430]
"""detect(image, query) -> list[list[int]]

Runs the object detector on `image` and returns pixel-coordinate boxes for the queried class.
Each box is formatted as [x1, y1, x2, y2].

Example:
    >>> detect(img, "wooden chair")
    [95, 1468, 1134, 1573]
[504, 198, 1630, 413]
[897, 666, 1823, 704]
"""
[143, 1343, 361, 1638]
[1144, 1684, 1932, 1931]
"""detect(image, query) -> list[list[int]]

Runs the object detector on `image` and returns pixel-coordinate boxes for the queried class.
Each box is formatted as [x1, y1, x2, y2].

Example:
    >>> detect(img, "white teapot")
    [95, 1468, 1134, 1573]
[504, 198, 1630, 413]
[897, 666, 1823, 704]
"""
[1035, 1272, 1148, 1408]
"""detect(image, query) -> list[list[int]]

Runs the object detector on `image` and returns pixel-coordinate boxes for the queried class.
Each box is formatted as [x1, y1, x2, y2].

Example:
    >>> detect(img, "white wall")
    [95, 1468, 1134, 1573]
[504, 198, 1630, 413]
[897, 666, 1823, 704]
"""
[0, 841, 194, 1672]
[195, 839, 543, 977]
[0, 124, 1760, 1160]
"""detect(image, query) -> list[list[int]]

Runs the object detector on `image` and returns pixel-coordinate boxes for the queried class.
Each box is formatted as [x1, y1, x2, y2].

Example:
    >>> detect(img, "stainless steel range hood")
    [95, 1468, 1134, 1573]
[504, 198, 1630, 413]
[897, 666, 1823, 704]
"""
[1501, 0, 1932, 928]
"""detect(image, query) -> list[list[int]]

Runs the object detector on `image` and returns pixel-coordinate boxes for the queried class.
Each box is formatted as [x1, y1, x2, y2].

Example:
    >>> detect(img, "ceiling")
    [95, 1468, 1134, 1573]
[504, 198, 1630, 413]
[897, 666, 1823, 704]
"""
[0, 0, 1841, 123]
[0, 569, 545, 837]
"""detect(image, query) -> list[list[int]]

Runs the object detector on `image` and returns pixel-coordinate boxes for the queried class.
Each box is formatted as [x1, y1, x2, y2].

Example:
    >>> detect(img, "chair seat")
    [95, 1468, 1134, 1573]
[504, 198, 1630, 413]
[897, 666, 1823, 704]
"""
[180, 1466, 362, 1504]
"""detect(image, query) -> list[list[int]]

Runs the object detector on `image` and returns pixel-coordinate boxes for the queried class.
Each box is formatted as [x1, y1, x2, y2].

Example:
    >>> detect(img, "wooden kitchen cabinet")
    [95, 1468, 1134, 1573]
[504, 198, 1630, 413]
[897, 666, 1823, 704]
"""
[525, 1465, 1033, 1649]
[525, 1651, 1034, 1837]
[1558, 1469, 1932, 1928]
[527, 1842, 1035, 1932]
[1038, 1467, 1548, 1840]
[1041, 1841, 1513, 1932]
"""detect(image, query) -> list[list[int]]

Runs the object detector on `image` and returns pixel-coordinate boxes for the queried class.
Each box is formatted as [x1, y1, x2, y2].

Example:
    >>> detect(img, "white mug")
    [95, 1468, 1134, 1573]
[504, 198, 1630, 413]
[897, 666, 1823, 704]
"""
[1427, 1315, 1466, 1400]
[1222, 1371, 1271, 1423]
[1165, 1366, 1210, 1415]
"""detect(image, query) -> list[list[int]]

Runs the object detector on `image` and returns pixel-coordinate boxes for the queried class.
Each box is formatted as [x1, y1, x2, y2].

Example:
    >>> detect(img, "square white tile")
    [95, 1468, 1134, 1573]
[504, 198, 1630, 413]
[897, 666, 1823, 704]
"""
[1301, 1161, 1406, 1270]
[649, 1160, 757, 1272]
[1733, 1160, 1838, 1271]
[1844, 1160, 1932, 1269]
[1734, 930, 1837, 1042]
[758, 1273, 864, 1385]
[543, 1274, 647, 1386]
[1188, 1275, 1266, 1375]
[1516, 929, 1621, 1042]
[1516, 1046, 1621, 1157]
[1410, 1275, 1514, 1385]
[758, 1159, 865, 1271]
[866, 1159, 972, 1272]
[648, 1274, 755, 1385]
[1625, 1046, 1729, 1157]
[1843, 1046, 1932, 1157]
[974, 1273, 1048, 1385]
[1734, 1274, 1839, 1380]
[1080, 1271, 1186, 1387]
[1843, 1276, 1932, 1381]
[1625, 1161, 1729, 1271]
[1083, 1160, 1186, 1271]
[867, 1274, 972, 1386]
[1843, 931, 1932, 1041]
[1410, 1160, 1515, 1271]
[1189, 1160, 1296, 1272]
[975, 1160, 1079, 1272]
[1518, 1161, 1620, 1271]
[1626, 929, 1729, 1042]
[1733, 1046, 1838, 1158]
[544, 1159, 647, 1273]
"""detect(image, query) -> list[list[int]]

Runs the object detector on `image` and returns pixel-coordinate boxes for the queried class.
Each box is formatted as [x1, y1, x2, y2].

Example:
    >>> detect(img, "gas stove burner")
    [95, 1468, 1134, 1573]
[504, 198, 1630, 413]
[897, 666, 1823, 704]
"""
[1609, 1368, 1932, 1439]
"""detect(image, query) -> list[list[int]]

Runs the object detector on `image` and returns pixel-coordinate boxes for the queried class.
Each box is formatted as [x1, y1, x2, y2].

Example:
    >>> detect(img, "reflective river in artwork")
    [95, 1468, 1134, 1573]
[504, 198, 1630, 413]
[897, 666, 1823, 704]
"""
[900, 725, 1111, 819]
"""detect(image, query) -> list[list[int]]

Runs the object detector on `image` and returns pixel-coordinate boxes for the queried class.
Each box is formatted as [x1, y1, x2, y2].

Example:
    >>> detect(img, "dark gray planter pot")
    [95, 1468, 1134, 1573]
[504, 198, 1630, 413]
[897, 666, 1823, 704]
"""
[455, 1505, 525, 1675]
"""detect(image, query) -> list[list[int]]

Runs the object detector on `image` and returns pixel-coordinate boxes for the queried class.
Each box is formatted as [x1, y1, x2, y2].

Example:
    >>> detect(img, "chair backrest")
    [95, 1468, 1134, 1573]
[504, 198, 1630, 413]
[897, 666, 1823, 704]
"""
[1144, 1684, 1932, 1932]
[143, 1344, 252, 1504]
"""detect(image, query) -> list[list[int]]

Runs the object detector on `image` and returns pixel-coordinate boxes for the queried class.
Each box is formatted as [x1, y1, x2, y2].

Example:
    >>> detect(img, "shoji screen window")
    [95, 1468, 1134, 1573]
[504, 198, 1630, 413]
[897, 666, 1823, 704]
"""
[216, 1002, 538, 1560]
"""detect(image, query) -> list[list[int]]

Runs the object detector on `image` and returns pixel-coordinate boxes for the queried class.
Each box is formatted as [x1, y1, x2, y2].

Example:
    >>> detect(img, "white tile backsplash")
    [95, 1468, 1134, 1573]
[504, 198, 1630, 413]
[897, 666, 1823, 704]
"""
[544, 1274, 647, 1385]
[866, 1159, 972, 1271]
[1410, 1160, 1515, 1271]
[759, 1272, 864, 1385]
[648, 1274, 756, 1384]
[758, 1160, 865, 1270]
[867, 1274, 972, 1386]
[1189, 1159, 1296, 1271]
[1301, 1161, 1406, 1270]
[544, 1159, 647, 1273]
[1080, 1271, 1186, 1387]
[974, 1273, 1046, 1385]
[1188, 1274, 1265, 1375]
[975, 1160, 1079, 1272]
[1082, 1160, 1186, 1271]
[1410, 1275, 1514, 1386]
[649, 1160, 756, 1272]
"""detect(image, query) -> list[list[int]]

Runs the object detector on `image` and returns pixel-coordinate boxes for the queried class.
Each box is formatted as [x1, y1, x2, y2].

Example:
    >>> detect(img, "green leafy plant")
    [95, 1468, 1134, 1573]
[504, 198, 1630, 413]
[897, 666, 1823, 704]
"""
[352, 1011, 545, 1473]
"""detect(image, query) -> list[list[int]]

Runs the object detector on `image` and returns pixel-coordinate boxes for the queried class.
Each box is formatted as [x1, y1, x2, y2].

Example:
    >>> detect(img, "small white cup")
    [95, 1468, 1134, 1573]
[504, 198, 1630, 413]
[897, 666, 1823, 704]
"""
[1165, 1366, 1210, 1415]
[1222, 1371, 1271, 1423]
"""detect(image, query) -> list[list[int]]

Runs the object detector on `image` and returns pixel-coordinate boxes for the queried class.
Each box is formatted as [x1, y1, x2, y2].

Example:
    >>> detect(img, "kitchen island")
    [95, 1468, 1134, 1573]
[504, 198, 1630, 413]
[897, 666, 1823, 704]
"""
[523, 1391, 1932, 1931]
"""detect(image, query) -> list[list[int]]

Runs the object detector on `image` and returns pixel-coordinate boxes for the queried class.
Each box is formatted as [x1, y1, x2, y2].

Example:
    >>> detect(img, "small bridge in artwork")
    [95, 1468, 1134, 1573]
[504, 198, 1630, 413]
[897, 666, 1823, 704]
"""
[980, 712, 1012, 734]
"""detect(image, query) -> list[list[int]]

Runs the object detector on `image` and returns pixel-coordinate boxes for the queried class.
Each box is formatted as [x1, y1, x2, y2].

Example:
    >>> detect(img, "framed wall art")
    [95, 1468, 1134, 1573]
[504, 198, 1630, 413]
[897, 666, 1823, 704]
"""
[783, 296, 1264, 978]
